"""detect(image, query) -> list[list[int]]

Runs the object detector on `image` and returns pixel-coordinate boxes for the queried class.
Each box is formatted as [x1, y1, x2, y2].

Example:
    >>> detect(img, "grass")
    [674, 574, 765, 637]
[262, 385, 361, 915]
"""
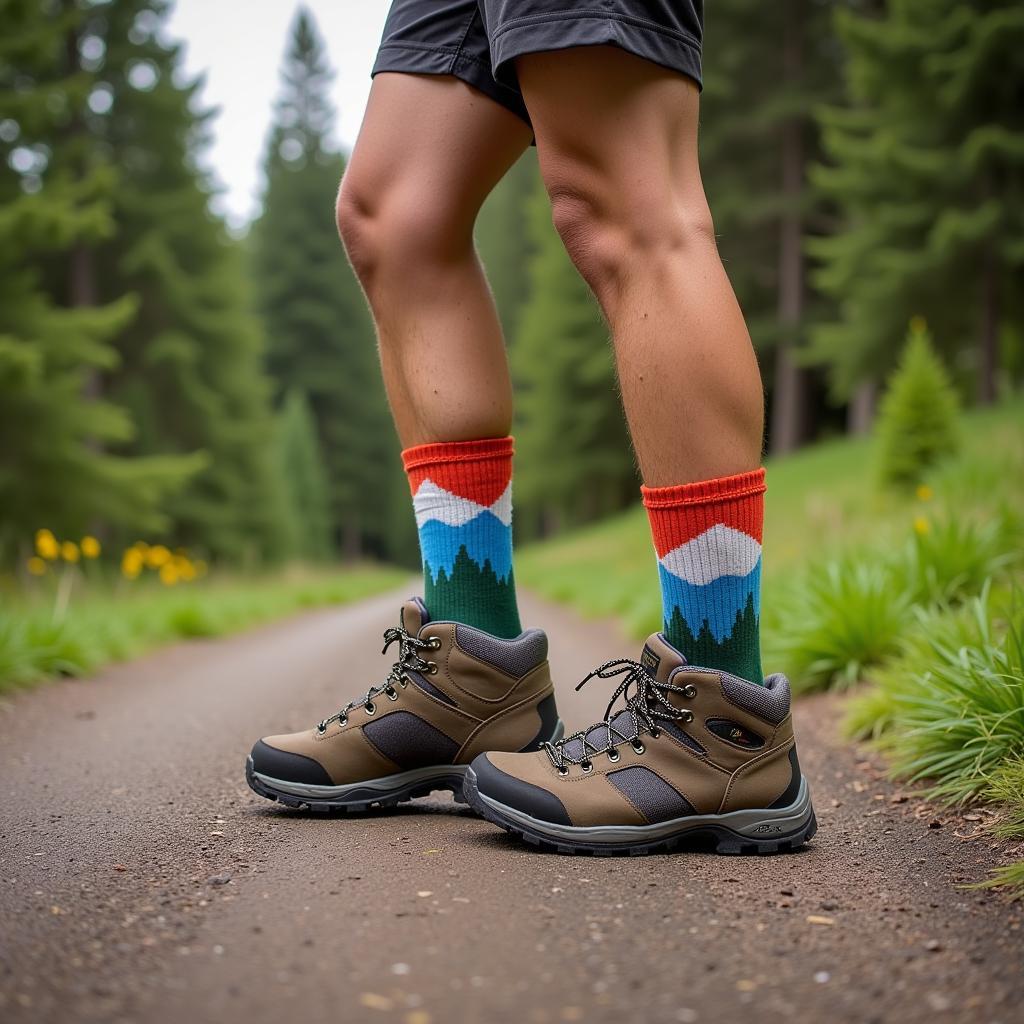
[0, 564, 409, 693]
[846, 589, 1024, 804]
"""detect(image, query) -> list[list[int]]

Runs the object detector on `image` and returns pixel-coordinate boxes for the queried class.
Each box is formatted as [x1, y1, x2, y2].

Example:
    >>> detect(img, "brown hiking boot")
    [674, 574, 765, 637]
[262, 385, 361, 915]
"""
[246, 599, 563, 812]
[464, 632, 816, 855]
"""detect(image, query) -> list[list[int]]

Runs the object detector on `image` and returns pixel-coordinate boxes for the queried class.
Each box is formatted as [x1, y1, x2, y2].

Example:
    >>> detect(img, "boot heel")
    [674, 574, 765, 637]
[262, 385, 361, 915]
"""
[714, 807, 818, 854]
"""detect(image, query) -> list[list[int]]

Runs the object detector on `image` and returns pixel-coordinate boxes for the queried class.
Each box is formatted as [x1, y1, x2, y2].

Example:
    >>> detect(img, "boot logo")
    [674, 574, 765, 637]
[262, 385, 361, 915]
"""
[752, 823, 783, 833]
[707, 718, 765, 749]
[640, 645, 661, 674]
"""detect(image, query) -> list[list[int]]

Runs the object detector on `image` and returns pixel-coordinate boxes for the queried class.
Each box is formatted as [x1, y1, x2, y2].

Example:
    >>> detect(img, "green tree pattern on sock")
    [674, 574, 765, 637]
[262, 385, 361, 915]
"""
[666, 593, 763, 684]
[425, 546, 522, 639]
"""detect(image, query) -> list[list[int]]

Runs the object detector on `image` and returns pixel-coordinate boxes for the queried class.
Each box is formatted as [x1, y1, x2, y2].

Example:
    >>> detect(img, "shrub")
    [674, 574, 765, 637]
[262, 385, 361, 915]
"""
[876, 318, 960, 489]
[769, 556, 912, 691]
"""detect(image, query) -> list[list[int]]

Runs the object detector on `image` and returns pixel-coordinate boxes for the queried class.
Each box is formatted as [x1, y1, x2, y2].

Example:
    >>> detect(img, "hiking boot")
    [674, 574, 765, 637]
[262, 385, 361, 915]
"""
[246, 598, 563, 812]
[463, 632, 816, 855]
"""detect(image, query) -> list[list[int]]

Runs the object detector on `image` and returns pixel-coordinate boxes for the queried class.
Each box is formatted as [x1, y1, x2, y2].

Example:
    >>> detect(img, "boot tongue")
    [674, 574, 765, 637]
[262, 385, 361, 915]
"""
[559, 635, 689, 760]
[639, 632, 687, 684]
[399, 597, 430, 635]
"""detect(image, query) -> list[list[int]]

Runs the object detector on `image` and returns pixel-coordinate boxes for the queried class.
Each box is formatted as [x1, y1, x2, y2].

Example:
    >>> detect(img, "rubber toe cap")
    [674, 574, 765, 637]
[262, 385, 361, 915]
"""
[471, 753, 571, 826]
[250, 739, 333, 786]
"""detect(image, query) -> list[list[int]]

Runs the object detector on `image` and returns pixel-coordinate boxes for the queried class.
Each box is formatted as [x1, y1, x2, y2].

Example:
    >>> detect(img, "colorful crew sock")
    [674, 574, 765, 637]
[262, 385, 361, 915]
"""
[642, 469, 765, 685]
[402, 436, 522, 639]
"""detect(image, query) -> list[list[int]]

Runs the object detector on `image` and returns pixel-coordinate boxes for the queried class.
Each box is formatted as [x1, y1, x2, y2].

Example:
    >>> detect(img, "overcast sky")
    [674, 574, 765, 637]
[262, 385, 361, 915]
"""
[164, 0, 393, 228]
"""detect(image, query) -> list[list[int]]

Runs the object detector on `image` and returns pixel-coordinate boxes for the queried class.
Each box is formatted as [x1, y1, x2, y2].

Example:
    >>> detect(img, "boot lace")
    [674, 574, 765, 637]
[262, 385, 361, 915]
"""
[544, 658, 695, 774]
[316, 626, 439, 733]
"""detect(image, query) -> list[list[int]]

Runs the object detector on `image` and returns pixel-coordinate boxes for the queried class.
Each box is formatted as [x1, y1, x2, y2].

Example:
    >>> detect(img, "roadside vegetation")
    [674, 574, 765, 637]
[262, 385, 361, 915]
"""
[519, 332, 1024, 896]
[0, 562, 408, 694]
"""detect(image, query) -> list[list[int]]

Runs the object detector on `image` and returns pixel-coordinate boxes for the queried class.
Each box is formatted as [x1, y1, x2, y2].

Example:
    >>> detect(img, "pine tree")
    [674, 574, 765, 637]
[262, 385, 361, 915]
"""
[512, 177, 636, 534]
[876, 318, 960, 489]
[0, 0, 201, 559]
[82, 0, 289, 562]
[811, 0, 1024, 406]
[251, 8, 398, 559]
[277, 389, 333, 560]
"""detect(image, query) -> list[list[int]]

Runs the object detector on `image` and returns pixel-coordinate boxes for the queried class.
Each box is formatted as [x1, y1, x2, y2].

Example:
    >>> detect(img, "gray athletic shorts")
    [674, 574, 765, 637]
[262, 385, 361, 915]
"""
[371, 0, 704, 126]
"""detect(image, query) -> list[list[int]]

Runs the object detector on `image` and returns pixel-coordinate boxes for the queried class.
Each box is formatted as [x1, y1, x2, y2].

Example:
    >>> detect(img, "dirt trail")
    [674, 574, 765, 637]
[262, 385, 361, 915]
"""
[1, 588, 1021, 1024]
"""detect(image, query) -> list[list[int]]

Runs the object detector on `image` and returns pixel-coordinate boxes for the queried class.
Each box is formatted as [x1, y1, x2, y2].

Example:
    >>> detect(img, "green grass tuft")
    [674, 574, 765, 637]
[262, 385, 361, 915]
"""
[850, 590, 1024, 806]
[766, 559, 912, 692]
[974, 861, 1024, 901]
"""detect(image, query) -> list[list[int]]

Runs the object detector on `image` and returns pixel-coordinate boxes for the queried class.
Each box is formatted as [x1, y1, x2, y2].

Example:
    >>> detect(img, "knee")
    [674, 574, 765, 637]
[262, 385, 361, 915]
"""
[336, 171, 475, 291]
[543, 166, 717, 310]
[335, 174, 381, 285]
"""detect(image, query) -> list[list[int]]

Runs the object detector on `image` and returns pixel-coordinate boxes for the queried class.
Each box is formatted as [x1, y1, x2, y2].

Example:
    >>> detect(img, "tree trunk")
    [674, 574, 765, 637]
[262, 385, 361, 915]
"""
[977, 240, 999, 405]
[769, 0, 808, 455]
[847, 380, 877, 435]
[341, 521, 362, 562]
[66, 20, 103, 411]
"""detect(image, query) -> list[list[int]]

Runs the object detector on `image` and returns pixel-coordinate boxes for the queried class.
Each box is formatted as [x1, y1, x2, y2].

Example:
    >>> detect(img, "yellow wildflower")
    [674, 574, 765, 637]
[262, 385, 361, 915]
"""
[61, 540, 80, 563]
[80, 536, 101, 559]
[121, 549, 143, 580]
[915, 484, 933, 502]
[159, 563, 179, 586]
[913, 516, 930, 536]
[176, 557, 197, 582]
[146, 544, 171, 568]
[27, 556, 47, 576]
[35, 529, 59, 560]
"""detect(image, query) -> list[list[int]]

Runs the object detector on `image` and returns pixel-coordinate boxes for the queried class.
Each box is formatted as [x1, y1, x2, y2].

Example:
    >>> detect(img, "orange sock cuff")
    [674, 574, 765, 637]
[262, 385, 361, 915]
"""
[640, 468, 766, 510]
[401, 436, 514, 474]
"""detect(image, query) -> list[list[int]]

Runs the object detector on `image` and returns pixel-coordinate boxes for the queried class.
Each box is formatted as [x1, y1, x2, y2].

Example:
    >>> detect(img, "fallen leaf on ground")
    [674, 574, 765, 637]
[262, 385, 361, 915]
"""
[359, 993, 394, 1011]
[806, 915, 835, 926]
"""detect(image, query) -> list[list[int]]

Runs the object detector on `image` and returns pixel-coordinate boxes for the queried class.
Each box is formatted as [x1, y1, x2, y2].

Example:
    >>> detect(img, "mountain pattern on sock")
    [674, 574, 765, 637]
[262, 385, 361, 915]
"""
[641, 469, 765, 685]
[401, 436, 522, 639]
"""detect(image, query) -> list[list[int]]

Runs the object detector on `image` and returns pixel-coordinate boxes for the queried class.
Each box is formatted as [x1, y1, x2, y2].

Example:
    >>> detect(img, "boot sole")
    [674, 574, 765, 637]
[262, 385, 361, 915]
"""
[246, 757, 473, 812]
[463, 769, 817, 856]
[245, 719, 566, 814]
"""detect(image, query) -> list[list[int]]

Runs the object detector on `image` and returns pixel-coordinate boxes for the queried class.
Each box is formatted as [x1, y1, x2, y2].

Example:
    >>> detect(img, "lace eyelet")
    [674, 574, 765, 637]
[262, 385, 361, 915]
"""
[631, 740, 645, 755]
[581, 760, 594, 774]
[386, 686, 399, 701]
[316, 722, 327, 734]
[339, 714, 348, 727]
[649, 727, 661, 739]
[558, 766, 570, 776]
[364, 701, 376, 716]
[682, 684, 698, 699]
[681, 710, 694, 723]
[607, 749, 620, 763]
[427, 662, 438, 675]
[427, 636, 442, 650]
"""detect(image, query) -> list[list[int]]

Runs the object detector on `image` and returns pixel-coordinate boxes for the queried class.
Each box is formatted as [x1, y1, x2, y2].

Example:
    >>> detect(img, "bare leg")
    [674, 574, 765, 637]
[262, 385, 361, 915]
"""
[517, 47, 764, 485]
[336, 74, 531, 447]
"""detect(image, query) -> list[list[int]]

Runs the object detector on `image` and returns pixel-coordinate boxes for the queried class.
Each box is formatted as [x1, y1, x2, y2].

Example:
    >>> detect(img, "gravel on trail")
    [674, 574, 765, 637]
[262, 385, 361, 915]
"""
[1, 587, 1021, 1024]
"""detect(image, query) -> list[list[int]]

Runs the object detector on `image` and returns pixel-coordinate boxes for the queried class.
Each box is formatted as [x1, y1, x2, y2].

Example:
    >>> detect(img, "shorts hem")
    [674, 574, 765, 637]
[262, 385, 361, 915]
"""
[489, 12, 703, 91]
[372, 43, 532, 125]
